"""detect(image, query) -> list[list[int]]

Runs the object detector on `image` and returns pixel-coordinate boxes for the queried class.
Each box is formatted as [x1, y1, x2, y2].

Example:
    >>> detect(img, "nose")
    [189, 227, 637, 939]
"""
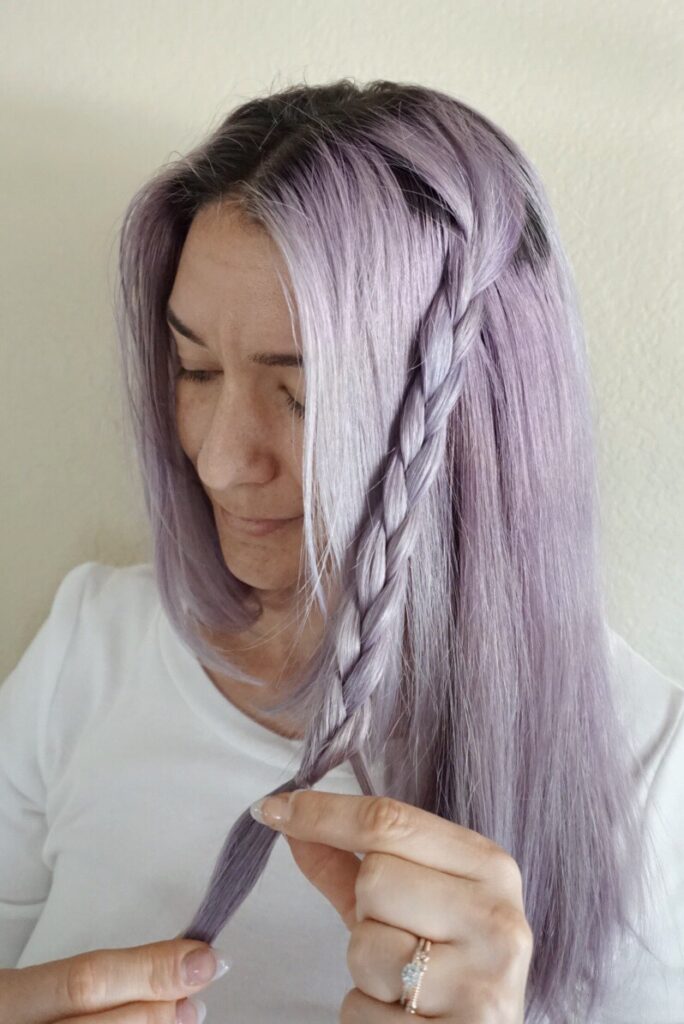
[194, 388, 281, 492]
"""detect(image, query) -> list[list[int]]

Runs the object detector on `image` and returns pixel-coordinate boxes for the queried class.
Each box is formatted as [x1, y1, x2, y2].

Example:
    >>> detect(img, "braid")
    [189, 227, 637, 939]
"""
[291, 244, 484, 793]
[178, 244, 485, 946]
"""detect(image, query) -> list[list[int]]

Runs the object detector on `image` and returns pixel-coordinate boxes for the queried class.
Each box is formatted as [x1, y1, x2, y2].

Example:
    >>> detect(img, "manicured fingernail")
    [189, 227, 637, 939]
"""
[250, 793, 293, 827]
[182, 945, 232, 986]
[176, 995, 207, 1024]
[207, 946, 232, 980]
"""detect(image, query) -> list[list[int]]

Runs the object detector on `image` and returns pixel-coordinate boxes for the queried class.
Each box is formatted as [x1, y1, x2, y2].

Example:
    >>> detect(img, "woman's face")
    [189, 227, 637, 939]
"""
[168, 203, 306, 598]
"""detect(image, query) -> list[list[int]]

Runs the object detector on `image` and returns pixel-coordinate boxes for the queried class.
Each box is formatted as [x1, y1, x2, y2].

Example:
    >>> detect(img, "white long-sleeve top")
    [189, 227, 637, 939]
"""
[1, 561, 682, 1022]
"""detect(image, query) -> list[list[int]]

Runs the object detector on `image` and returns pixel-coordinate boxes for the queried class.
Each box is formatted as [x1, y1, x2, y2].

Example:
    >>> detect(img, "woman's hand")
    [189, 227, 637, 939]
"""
[251, 790, 533, 1022]
[0, 938, 229, 1023]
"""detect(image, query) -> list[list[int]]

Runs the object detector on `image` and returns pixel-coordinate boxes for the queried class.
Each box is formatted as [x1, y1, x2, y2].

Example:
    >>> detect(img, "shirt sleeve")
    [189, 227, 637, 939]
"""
[0, 562, 95, 968]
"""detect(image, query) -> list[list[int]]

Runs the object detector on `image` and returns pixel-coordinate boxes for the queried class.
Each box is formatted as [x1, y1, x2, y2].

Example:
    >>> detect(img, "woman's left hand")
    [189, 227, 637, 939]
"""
[250, 789, 534, 1021]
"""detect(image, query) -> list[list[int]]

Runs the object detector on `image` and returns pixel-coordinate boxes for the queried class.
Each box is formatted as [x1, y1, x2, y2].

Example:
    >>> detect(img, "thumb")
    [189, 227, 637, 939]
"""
[1, 938, 226, 1024]
[285, 834, 362, 931]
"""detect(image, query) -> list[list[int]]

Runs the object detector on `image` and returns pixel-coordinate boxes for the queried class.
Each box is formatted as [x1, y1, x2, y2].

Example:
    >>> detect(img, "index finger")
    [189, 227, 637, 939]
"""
[255, 790, 512, 885]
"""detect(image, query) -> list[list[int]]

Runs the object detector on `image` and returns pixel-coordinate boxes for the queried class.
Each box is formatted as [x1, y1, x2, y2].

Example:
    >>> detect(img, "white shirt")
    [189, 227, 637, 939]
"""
[1, 561, 682, 1022]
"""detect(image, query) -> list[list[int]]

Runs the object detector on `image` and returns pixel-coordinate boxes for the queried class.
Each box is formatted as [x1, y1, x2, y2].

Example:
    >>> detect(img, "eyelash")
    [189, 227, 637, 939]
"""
[176, 367, 305, 419]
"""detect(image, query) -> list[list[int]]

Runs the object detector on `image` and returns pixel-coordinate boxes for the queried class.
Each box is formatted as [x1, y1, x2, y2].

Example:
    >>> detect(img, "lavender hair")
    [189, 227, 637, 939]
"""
[113, 79, 660, 1022]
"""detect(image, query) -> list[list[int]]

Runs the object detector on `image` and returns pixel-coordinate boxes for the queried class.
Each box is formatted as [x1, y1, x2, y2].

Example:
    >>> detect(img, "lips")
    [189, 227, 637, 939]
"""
[217, 507, 302, 536]
[229, 513, 291, 522]
[231, 516, 290, 524]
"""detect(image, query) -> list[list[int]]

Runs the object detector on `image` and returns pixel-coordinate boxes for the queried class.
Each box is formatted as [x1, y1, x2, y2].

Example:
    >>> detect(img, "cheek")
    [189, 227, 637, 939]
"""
[175, 388, 209, 453]
[288, 427, 304, 465]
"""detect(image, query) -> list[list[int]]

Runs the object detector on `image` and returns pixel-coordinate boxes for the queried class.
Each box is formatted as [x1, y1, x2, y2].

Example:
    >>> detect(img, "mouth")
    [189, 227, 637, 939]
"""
[217, 508, 303, 537]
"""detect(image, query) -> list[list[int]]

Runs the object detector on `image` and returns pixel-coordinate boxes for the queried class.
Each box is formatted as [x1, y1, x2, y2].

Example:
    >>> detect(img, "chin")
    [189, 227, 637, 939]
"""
[220, 553, 298, 592]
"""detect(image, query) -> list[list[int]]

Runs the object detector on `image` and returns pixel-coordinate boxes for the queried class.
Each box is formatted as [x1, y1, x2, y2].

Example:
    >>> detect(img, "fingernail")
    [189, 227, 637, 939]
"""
[176, 995, 207, 1024]
[182, 945, 232, 987]
[250, 792, 295, 827]
[208, 945, 232, 980]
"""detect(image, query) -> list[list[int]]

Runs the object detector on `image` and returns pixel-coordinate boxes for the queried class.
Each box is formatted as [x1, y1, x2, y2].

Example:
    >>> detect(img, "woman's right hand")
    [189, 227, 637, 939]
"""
[0, 938, 230, 1023]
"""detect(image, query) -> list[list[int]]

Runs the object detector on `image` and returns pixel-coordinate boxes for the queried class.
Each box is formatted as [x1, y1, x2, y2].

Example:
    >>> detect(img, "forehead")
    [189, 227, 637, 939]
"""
[169, 203, 295, 337]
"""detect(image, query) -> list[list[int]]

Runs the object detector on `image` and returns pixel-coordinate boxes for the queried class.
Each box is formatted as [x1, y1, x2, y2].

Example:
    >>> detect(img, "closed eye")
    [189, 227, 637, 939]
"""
[176, 367, 305, 418]
[176, 368, 219, 385]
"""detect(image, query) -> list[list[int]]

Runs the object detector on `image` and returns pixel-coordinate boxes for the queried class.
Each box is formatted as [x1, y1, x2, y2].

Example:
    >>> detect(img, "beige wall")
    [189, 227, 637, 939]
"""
[1, 1, 682, 682]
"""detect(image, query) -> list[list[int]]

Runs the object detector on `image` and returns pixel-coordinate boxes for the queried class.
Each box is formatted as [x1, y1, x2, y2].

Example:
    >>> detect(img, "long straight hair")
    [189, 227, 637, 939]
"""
[114, 79, 658, 1022]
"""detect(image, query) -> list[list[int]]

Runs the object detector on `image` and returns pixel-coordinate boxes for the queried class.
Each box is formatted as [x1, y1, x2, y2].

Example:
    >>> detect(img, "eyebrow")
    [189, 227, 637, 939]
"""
[166, 305, 304, 369]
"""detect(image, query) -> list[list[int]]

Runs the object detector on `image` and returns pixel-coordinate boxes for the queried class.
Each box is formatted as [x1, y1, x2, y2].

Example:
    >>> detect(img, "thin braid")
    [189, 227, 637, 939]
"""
[179, 242, 487, 945]
[290, 243, 484, 793]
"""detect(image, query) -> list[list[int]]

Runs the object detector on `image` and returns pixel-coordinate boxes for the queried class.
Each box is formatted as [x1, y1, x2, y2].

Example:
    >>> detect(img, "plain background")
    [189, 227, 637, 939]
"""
[1, 1, 682, 684]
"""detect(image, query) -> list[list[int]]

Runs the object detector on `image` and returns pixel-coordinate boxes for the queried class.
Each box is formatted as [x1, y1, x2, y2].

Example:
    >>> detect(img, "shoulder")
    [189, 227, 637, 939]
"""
[606, 626, 684, 786]
[33, 559, 159, 634]
[51, 558, 161, 667]
[45, 559, 162, 699]
[1, 560, 157, 698]
[0, 560, 161, 794]
[62, 559, 160, 639]
[599, 629, 684, 1019]
[64, 558, 159, 612]
[7, 560, 161, 786]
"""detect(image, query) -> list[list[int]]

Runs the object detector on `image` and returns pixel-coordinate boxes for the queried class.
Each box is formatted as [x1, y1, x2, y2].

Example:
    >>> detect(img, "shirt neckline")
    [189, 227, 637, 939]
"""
[156, 602, 358, 780]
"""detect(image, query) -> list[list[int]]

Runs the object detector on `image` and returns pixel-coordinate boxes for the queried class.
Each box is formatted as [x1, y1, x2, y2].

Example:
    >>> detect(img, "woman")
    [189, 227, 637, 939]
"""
[1, 79, 682, 1023]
